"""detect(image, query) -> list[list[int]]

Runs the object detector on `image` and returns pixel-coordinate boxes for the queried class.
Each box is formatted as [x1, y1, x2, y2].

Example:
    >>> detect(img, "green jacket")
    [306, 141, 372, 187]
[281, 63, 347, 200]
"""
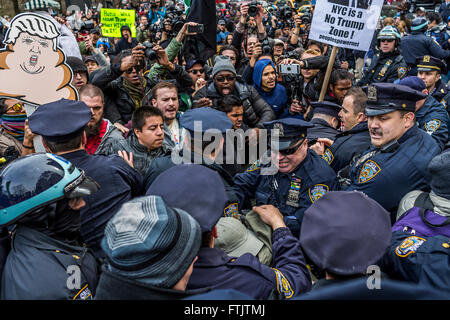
[145, 38, 183, 79]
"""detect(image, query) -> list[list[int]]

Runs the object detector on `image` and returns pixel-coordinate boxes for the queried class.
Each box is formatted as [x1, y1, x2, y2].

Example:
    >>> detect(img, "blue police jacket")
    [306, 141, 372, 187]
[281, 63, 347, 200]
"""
[323, 121, 371, 173]
[187, 227, 312, 299]
[379, 231, 450, 293]
[232, 150, 339, 237]
[415, 95, 449, 151]
[1, 226, 99, 300]
[400, 32, 450, 74]
[62, 150, 144, 259]
[345, 125, 440, 214]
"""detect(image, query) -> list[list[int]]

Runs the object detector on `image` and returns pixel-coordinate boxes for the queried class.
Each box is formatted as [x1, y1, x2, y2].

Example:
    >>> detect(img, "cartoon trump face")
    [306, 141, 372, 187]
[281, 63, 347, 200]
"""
[0, 13, 78, 106]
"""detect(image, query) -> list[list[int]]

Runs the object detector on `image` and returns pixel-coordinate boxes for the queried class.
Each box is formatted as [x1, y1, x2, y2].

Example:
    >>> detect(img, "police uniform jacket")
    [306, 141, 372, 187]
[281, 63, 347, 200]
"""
[144, 153, 242, 218]
[430, 79, 450, 109]
[379, 231, 450, 293]
[232, 150, 339, 237]
[1, 226, 99, 300]
[400, 33, 450, 74]
[415, 95, 449, 151]
[187, 227, 312, 299]
[323, 121, 371, 173]
[345, 125, 440, 214]
[307, 118, 340, 141]
[357, 51, 407, 86]
[62, 150, 144, 259]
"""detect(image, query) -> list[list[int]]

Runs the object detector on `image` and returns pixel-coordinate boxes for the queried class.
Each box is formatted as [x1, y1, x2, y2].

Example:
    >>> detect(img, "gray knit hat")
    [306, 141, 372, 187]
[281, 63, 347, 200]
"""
[428, 151, 450, 200]
[212, 55, 236, 77]
[101, 195, 202, 288]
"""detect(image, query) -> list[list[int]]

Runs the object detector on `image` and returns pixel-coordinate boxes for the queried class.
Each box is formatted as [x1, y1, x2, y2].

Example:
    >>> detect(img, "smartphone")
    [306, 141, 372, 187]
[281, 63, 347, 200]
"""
[278, 64, 301, 75]
[188, 24, 204, 34]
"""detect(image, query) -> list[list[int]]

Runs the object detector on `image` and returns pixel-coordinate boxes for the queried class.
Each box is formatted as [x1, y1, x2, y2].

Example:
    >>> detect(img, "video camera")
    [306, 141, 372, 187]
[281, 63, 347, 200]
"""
[142, 41, 158, 62]
[164, 5, 185, 36]
[261, 38, 274, 56]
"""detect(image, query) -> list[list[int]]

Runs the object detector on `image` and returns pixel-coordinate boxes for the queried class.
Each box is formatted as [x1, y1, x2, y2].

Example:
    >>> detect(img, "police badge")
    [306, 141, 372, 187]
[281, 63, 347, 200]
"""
[367, 85, 377, 102]
[308, 184, 329, 203]
[397, 66, 407, 79]
[322, 148, 334, 165]
[395, 236, 427, 258]
[424, 119, 441, 134]
[359, 160, 381, 183]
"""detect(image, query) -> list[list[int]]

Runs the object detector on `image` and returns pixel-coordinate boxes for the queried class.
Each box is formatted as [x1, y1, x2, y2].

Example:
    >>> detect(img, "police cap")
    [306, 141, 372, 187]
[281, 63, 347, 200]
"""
[362, 83, 427, 116]
[310, 101, 342, 118]
[299, 191, 392, 276]
[415, 55, 447, 74]
[146, 164, 228, 233]
[28, 99, 91, 142]
[180, 107, 232, 134]
[263, 118, 313, 150]
[397, 76, 426, 92]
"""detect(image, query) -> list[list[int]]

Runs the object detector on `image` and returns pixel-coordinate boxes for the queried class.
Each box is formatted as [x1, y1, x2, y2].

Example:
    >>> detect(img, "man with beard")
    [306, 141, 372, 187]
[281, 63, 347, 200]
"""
[27, 99, 143, 259]
[342, 83, 440, 222]
[78, 84, 125, 155]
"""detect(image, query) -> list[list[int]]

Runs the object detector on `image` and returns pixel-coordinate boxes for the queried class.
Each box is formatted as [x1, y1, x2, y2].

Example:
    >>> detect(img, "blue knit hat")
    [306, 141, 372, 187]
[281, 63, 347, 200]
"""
[101, 195, 202, 288]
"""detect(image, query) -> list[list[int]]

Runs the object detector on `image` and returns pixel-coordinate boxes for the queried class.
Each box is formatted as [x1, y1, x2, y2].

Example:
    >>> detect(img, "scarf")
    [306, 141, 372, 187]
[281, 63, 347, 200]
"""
[1, 113, 27, 141]
[123, 77, 147, 109]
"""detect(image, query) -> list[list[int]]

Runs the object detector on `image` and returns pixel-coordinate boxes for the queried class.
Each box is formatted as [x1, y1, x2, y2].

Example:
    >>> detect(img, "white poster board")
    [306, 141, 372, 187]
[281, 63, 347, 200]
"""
[308, 0, 384, 51]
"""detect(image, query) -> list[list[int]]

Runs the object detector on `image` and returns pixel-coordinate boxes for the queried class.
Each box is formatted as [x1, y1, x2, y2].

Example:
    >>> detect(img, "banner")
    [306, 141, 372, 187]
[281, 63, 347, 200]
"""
[308, 0, 383, 51]
[100, 8, 136, 38]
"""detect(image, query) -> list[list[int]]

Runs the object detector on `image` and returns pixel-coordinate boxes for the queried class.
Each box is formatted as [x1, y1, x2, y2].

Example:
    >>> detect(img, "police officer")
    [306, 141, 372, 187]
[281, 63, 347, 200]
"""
[27, 99, 144, 259]
[379, 152, 450, 293]
[322, 87, 371, 173]
[307, 101, 341, 143]
[0, 153, 100, 299]
[232, 118, 339, 238]
[298, 191, 392, 291]
[398, 76, 449, 151]
[400, 18, 450, 76]
[147, 164, 312, 299]
[416, 55, 450, 109]
[342, 83, 441, 220]
[144, 107, 242, 218]
[357, 26, 408, 86]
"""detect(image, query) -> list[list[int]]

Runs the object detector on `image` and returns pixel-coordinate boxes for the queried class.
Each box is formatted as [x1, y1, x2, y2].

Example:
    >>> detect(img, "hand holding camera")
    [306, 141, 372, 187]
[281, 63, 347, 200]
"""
[289, 99, 305, 114]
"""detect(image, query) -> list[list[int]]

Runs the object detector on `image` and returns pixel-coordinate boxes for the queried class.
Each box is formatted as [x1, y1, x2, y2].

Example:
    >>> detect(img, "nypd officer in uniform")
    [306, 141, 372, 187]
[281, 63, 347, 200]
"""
[400, 18, 450, 76]
[27, 99, 144, 259]
[147, 164, 312, 300]
[378, 152, 450, 293]
[232, 118, 339, 238]
[342, 83, 441, 220]
[356, 25, 408, 87]
[143, 107, 242, 218]
[322, 87, 371, 173]
[398, 76, 449, 151]
[415, 55, 450, 110]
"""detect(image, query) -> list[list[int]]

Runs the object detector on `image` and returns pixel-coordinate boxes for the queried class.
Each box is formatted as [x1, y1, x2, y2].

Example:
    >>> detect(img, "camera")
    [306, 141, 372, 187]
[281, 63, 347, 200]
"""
[260, 38, 274, 56]
[277, 5, 292, 20]
[142, 41, 158, 61]
[279, 64, 301, 75]
[188, 24, 204, 34]
[300, 13, 312, 25]
[248, 1, 260, 17]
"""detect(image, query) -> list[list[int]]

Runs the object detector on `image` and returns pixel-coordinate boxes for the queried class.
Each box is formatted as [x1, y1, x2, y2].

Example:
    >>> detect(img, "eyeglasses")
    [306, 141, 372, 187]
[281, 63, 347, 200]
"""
[215, 75, 236, 83]
[278, 139, 304, 156]
[380, 39, 394, 43]
[189, 69, 205, 75]
[124, 65, 143, 74]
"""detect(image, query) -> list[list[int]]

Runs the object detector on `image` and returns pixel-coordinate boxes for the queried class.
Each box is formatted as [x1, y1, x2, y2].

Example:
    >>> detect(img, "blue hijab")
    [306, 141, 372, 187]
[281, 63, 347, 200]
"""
[253, 59, 287, 118]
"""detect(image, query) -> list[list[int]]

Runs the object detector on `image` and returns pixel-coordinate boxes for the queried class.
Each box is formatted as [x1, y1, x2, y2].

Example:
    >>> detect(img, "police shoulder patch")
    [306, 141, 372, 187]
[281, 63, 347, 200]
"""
[246, 159, 261, 172]
[397, 66, 407, 79]
[223, 202, 239, 218]
[424, 119, 441, 134]
[72, 284, 93, 300]
[322, 148, 334, 165]
[308, 184, 329, 203]
[358, 160, 381, 183]
[272, 268, 294, 299]
[395, 236, 427, 258]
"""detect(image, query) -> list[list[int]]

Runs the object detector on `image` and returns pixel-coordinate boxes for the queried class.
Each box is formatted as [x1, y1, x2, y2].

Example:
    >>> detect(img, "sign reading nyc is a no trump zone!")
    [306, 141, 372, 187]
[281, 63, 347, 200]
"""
[308, 0, 383, 51]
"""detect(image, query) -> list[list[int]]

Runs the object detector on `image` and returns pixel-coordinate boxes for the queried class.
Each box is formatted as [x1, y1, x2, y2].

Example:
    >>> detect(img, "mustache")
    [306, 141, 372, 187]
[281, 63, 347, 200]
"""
[370, 128, 383, 136]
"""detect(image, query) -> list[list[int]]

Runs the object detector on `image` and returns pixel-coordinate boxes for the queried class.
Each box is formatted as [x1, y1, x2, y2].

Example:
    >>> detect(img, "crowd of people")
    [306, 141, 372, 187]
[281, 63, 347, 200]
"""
[0, 0, 449, 300]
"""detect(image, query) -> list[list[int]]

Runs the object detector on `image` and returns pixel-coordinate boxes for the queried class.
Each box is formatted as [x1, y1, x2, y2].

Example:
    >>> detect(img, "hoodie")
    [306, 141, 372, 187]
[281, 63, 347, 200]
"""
[112, 25, 138, 56]
[253, 59, 287, 118]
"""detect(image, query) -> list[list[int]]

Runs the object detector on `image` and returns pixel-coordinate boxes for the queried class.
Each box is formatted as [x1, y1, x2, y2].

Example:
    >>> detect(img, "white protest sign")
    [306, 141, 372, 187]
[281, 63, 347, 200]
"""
[308, 0, 384, 51]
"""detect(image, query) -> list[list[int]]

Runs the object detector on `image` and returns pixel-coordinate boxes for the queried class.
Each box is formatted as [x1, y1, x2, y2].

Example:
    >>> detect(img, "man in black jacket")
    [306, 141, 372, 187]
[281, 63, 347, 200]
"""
[192, 55, 275, 130]
[110, 25, 138, 58]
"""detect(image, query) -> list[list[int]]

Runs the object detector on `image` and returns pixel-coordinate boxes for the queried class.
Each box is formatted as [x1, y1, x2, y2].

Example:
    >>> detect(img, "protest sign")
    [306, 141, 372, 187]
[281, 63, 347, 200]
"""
[308, 0, 383, 51]
[100, 8, 136, 38]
